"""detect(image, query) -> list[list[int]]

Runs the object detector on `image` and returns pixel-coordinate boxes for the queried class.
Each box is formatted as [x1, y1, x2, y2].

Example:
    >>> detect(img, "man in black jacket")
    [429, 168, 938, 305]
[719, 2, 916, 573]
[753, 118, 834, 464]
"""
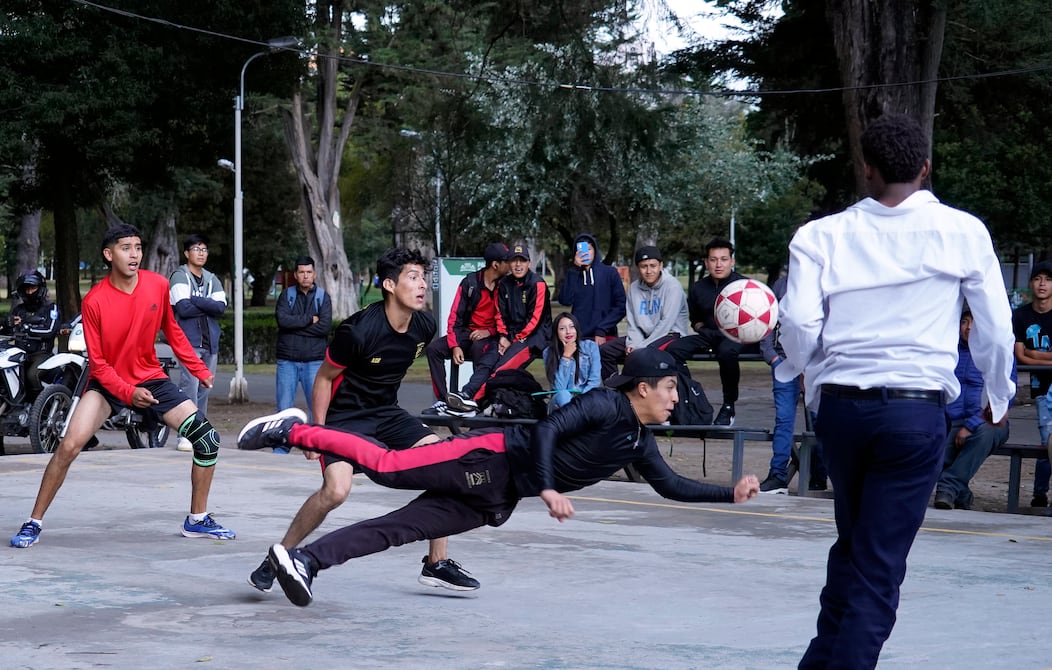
[238, 348, 760, 607]
[275, 256, 332, 429]
[4, 270, 60, 395]
[665, 238, 747, 426]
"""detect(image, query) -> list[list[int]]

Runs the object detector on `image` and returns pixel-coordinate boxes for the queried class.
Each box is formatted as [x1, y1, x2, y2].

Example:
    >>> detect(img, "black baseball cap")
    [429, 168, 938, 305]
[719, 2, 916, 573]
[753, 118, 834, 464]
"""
[484, 243, 511, 264]
[1030, 261, 1052, 281]
[510, 243, 530, 261]
[634, 246, 661, 265]
[604, 348, 678, 389]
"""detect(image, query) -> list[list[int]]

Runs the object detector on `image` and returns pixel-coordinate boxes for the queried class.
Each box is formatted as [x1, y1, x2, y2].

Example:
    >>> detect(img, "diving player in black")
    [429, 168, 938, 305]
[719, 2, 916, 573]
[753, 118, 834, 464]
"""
[239, 348, 760, 607]
[248, 248, 480, 594]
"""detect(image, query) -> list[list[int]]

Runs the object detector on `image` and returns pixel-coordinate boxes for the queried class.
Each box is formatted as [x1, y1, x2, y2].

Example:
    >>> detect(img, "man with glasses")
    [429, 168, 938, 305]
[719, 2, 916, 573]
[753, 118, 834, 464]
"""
[169, 234, 227, 451]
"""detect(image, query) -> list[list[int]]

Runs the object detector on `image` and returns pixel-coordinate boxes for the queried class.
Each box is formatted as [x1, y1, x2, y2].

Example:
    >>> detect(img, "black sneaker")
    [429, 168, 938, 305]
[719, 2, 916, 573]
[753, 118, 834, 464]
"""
[421, 401, 447, 416]
[268, 544, 317, 607]
[419, 556, 480, 591]
[248, 557, 275, 593]
[759, 473, 788, 493]
[1031, 492, 1048, 508]
[713, 404, 735, 426]
[933, 491, 954, 510]
[238, 409, 307, 451]
[445, 391, 479, 413]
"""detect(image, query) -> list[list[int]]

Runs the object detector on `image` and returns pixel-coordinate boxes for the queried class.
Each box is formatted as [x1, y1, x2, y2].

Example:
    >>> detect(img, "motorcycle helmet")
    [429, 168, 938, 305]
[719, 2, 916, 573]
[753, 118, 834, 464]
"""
[15, 270, 47, 309]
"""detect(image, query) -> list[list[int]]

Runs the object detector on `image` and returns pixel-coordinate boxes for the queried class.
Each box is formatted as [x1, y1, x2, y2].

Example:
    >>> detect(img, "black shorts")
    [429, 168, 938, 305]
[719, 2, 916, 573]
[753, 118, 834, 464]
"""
[320, 405, 434, 468]
[88, 378, 190, 424]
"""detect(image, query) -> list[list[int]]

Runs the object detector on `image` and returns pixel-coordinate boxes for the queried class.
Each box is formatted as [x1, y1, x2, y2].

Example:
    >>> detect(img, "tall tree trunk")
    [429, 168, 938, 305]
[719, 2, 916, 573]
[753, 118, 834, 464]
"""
[825, 0, 947, 195]
[16, 210, 42, 276]
[144, 211, 179, 278]
[280, 4, 362, 320]
[52, 164, 81, 319]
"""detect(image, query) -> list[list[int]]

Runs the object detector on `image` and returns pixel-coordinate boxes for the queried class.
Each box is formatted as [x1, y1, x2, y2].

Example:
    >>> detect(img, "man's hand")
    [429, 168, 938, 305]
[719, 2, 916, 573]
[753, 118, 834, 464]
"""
[312, 315, 320, 324]
[469, 329, 491, 341]
[131, 387, 159, 409]
[451, 346, 465, 365]
[954, 426, 973, 449]
[540, 489, 575, 522]
[303, 450, 322, 461]
[982, 406, 1007, 428]
[200, 375, 214, 389]
[498, 336, 511, 355]
[733, 475, 760, 503]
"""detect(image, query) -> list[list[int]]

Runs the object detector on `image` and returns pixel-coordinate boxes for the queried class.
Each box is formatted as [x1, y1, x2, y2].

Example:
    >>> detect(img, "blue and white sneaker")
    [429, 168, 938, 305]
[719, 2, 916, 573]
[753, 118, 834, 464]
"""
[182, 513, 236, 540]
[10, 521, 41, 548]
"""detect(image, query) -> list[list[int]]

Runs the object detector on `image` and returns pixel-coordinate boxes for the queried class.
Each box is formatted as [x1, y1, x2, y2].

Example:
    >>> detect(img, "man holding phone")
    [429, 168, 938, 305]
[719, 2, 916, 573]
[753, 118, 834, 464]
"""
[558, 233, 626, 348]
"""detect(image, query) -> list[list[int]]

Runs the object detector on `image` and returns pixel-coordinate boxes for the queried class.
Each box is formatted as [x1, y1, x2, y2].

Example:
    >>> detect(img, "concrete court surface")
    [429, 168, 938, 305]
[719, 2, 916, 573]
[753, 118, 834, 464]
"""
[0, 446, 1050, 670]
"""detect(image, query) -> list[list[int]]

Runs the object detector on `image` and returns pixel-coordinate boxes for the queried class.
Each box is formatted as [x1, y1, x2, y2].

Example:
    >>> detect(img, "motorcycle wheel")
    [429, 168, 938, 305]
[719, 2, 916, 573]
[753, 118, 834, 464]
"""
[126, 422, 170, 450]
[29, 384, 73, 454]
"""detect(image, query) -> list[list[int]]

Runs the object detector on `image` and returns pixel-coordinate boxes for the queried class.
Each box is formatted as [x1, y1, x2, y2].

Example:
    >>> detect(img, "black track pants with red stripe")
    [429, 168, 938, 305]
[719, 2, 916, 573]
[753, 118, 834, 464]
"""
[290, 424, 519, 570]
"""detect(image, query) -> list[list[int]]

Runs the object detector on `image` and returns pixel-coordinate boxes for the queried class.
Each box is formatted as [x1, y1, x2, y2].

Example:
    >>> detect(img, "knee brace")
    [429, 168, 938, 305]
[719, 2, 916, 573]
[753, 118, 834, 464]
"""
[178, 412, 220, 467]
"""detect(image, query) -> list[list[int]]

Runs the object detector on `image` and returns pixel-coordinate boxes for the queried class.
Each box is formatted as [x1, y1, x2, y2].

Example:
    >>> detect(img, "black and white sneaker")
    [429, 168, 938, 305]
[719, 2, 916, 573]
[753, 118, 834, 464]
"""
[759, 473, 788, 494]
[421, 401, 447, 416]
[419, 556, 480, 591]
[440, 405, 477, 418]
[238, 409, 307, 451]
[268, 543, 317, 607]
[712, 404, 735, 427]
[445, 391, 479, 413]
[248, 557, 275, 593]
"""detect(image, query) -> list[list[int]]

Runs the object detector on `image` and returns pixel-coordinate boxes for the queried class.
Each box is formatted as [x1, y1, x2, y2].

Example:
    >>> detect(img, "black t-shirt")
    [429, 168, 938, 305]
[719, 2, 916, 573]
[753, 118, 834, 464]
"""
[1012, 302, 1052, 397]
[325, 301, 437, 421]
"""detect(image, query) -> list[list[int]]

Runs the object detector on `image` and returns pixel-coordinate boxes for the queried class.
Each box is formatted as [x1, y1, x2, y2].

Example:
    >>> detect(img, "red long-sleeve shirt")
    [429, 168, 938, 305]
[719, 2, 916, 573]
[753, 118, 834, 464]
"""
[84, 270, 210, 405]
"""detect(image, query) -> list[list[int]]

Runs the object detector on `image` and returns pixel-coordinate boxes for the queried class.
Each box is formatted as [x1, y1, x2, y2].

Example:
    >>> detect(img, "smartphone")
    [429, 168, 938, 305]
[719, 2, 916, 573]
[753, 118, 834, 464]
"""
[576, 241, 591, 265]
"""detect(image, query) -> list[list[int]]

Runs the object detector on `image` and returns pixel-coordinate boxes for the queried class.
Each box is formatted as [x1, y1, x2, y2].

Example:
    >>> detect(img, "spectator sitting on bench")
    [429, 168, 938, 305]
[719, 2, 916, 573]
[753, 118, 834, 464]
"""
[1012, 260, 1052, 509]
[543, 312, 602, 412]
[446, 243, 551, 415]
[934, 307, 1015, 510]
[599, 245, 690, 380]
[423, 242, 510, 415]
[665, 238, 746, 426]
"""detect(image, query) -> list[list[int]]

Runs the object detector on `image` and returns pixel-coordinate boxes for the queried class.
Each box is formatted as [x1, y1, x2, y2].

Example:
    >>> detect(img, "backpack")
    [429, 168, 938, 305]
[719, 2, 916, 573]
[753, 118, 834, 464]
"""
[670, 364, 714, 426]
[285, 286, 325, 314]
[478, 369, 548, 420]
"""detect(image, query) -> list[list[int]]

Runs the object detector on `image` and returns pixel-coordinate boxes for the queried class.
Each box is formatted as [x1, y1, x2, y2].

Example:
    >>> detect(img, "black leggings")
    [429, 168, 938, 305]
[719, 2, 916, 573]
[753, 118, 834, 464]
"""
[291, 425, 518, 570]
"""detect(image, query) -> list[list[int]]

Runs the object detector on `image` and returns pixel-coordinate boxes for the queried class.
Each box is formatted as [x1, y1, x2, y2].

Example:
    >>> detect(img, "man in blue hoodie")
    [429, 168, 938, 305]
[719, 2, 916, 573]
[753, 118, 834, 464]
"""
[933, 307, 1013, 510]
[558, 233, 626, 350]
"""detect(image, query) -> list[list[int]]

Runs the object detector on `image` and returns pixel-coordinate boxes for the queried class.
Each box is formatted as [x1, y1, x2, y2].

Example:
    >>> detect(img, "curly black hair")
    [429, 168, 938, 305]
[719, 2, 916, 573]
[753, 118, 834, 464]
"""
[860, 114, 929, 184]
[375, 247, 429, 288]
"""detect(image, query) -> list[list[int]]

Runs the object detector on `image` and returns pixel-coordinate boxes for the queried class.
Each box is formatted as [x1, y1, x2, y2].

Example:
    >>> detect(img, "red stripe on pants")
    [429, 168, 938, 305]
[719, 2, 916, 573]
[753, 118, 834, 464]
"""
[290, 423, 506, 473]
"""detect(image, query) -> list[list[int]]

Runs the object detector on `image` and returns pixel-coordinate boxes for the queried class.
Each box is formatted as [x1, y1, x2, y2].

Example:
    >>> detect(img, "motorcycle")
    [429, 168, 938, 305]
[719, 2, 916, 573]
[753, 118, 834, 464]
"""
[33, 315, 174, 454]
[0, 324, 77, 455]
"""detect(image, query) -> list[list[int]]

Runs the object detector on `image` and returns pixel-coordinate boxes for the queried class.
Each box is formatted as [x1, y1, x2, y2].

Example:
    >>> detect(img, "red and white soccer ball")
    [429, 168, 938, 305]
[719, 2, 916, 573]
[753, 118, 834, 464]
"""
[714, 279, 779, 344]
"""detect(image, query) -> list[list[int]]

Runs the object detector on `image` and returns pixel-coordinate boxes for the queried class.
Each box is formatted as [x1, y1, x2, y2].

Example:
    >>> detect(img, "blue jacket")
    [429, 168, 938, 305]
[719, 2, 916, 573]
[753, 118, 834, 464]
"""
[543, 339, 602, 396]
[947, 340, 1016, 432]
[557, 234, 626, 339]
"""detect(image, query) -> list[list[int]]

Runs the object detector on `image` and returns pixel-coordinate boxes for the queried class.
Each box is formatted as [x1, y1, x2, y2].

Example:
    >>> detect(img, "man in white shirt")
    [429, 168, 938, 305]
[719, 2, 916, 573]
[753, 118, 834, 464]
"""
[777, 114, 1015, 670]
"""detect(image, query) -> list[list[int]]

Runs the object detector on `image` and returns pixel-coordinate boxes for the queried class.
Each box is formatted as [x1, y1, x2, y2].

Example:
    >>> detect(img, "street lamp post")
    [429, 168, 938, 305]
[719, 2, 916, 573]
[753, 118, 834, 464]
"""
[229, 36, 297, 403]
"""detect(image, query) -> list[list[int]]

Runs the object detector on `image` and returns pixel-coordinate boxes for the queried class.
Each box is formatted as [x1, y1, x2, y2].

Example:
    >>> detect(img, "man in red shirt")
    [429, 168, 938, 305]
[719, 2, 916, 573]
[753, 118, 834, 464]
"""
[10, 224, 235, 548]
[423, 242, 509, 414]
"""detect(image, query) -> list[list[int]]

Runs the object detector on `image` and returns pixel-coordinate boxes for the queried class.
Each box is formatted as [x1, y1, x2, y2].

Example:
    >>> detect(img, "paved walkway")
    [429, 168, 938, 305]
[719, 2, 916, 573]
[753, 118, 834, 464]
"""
[1, 368, 1050, 669]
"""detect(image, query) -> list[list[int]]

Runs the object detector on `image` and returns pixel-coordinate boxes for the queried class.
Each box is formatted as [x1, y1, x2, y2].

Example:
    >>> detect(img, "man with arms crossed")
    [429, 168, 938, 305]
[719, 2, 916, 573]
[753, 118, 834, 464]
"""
[248, 248, 479, 592]
[776, 114, 1015, 669]
[237, 348, 759, 607]
[1012, 261, 1052, 510]
[10, 224, 235, 548]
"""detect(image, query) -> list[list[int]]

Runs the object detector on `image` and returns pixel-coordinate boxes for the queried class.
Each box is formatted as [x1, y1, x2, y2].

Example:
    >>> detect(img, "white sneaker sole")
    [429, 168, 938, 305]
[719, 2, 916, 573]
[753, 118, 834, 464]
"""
[237, 408, 308, 449]
[445, 394, 478, 412]
[269, 544, 313, 606]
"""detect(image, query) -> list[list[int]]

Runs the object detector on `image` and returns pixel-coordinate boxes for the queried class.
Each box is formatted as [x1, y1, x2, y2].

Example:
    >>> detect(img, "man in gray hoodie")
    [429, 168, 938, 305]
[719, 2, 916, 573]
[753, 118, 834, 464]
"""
[599, 246, 690, 379]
